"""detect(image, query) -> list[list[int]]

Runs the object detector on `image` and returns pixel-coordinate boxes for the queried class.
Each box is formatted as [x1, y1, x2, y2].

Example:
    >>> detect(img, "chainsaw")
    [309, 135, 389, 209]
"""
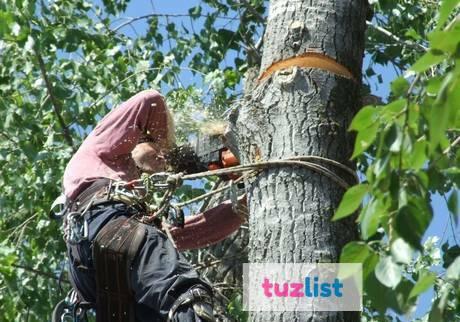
[165, 132, 239, 180]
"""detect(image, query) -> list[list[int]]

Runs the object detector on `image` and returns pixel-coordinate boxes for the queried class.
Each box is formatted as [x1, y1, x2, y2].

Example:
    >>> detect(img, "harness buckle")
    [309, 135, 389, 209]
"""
[66, 212, 88, 245]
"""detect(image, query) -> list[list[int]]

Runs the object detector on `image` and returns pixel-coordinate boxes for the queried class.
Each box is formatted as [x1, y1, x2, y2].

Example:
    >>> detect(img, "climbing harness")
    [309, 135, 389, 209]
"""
[93, 216, 146, 322]
[51, 289, 93, 322]
[51, 155, 357, 238]
[50, 154, 356, 321]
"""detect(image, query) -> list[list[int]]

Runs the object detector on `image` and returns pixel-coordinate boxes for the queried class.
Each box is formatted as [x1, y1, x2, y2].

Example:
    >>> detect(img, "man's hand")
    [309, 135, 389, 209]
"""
[132, 142, 168, 173]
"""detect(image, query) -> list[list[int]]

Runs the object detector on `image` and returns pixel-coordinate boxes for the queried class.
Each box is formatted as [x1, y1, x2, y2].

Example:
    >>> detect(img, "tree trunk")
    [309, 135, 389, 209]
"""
[229, 0, 368, 321]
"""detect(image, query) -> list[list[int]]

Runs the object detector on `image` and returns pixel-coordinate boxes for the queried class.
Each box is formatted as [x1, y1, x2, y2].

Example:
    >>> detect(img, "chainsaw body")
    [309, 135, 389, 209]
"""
[195, 133, 239, 179]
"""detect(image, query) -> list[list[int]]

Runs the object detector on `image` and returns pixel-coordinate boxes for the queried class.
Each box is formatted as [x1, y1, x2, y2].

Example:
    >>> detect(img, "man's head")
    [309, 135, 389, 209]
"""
[132, 108, 175, 174]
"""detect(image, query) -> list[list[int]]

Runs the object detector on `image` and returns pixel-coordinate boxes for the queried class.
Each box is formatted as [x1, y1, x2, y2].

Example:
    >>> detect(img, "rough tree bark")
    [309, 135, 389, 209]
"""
[228, 0, 368, 321]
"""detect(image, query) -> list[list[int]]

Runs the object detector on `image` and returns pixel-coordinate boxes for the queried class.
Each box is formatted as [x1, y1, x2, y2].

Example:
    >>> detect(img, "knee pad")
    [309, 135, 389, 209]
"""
[167, 285, 215, 322]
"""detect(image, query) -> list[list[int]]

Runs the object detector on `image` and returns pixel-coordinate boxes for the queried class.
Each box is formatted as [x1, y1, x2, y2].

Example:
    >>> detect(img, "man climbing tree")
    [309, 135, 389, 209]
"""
[57, 90, 247, 321]
[2, 1, 459, 321]
[227, 0, 369, 320]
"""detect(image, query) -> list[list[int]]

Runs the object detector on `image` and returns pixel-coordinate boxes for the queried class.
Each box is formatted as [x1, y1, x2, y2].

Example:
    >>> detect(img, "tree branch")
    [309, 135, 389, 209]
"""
[0, 130, 18, 145]
[444, 135, 460, 155]
[366, 20, 428, 52]
[112, 13, 237, 32]
[12, 263, 70, 284]
[34, 48, 75, 151]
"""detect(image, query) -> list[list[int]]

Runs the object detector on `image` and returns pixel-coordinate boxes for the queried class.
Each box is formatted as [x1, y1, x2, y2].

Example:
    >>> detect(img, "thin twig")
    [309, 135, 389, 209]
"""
[35, 48, 75, 151]
[445, 13, 460, 31]
[6, 214, 38, 241]
[0, 130, 18, 145]
[444, 136, 460, 155]
[79, 66, 207, 123]
[12, 264, 70, 284]
[113, 13, 237, 32]
[366, 21, 428, 52]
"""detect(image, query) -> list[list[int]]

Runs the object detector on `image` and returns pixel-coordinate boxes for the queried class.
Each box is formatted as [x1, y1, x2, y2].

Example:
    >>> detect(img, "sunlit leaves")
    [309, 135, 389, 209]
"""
[333, 184, 369, 220]
[409, 270, 436, 299]
[375, 255, 402, 288]
[349, 105, 378, 131]
[447, 191, 459, 224]
[391, 238, 413, 265]
[360, 198, 386, 239]
[340, 241, 371, 263]
[410, 49, 447, 72]
[0, 0, 267, 320]
[435, 0, 460, 31]
[343, 1, 460, 320]
[352, 123, 379, 158]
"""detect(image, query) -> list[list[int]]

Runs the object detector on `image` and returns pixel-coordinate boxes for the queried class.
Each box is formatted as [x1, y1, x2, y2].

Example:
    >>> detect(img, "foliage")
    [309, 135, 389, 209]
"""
[0, 0, 264, 320]
[337, 0, 460, 320]
[0, 0, 458, 321]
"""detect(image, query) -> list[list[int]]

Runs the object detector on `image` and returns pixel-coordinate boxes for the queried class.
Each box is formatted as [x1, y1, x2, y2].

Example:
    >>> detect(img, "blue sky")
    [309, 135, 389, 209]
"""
[100, 1, 458, 319]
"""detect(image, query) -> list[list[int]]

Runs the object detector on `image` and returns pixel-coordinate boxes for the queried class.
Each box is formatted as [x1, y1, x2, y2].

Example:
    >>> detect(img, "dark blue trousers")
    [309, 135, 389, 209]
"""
[67, 202, 211, 321]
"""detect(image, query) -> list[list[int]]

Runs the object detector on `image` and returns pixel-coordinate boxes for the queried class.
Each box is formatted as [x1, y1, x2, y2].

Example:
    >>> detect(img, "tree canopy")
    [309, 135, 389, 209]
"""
[0, 0, 459, 321]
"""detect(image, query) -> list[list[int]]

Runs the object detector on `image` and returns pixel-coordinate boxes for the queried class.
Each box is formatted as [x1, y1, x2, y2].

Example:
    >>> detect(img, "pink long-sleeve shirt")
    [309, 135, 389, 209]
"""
[63, 90, 168, 200]
[63, 90, 245, 250]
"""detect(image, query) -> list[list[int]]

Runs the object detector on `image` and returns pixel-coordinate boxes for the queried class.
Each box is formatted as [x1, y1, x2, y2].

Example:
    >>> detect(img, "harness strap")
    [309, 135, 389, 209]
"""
[71, 179, 113, 213]
[93, 217, 147, 322]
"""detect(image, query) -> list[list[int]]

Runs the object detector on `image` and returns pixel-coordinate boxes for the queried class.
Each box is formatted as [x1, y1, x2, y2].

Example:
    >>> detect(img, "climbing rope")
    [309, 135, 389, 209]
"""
[121, 155, 358, 226]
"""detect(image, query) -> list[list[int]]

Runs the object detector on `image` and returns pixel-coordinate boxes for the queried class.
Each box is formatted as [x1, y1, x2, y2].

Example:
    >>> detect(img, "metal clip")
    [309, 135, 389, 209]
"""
[168, 205, 184, 228]
[67, 212, 88, 245]
[50, 194, 69, 220]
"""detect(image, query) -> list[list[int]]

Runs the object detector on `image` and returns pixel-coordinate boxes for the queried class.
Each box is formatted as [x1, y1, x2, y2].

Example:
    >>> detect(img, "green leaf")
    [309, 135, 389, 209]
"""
[381, 98, 406, 120]
[442, 244, 460, 268]
[410, 140, 428, 170]
[429, 29, 460, 54]
[445, 75, 460, 129]
[391, 77, 409, 97]
[333, 184, 369, 220]
[447, 191, 459, 225]
[340, 241, 370, 263]
[375, 255, 402, 288]
[188, 5, 202, 18]
[392, 279, 417, 314]
[389, 125, 403, 153]
[349, 105, 378, 131]
[391, 238, 413, 265]
[429, 103, 449, 151]
[360, 198, 384, 240]
[410, 50, 446, 73]
[0, 11, 14, 37]
[409, 270, 436, 299]
[395, 204, 433, 250]
[445, 256, 460, 280]
[363, 251, 380, 281]
[436, 0, 460, 31]
[429, 298, 443, 322]
[405, 28, 422, 40]
[443, 167, 460, 175]
[426, 77, 443, 96]
[351, 122, 379, 158]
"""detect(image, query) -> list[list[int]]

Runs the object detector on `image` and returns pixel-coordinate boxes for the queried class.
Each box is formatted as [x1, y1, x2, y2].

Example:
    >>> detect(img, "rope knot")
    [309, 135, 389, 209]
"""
[166, 172, 183, 189]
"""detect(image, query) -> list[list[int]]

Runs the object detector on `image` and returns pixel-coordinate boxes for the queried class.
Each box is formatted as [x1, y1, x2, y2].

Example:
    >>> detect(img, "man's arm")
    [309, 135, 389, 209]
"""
[63, 90, 169, 200]
[169, 197, 247, 251]
[91, 90, 168, 159]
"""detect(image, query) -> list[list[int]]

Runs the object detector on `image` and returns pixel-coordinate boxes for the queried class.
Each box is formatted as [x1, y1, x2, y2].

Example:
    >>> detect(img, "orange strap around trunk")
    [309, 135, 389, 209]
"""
[259, 52, 356, 82]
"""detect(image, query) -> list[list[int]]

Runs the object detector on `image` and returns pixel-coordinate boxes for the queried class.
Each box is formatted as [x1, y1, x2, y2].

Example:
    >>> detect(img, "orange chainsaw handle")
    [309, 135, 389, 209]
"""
[207, 149, 240, 179]
[221, 149, 239, 168]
